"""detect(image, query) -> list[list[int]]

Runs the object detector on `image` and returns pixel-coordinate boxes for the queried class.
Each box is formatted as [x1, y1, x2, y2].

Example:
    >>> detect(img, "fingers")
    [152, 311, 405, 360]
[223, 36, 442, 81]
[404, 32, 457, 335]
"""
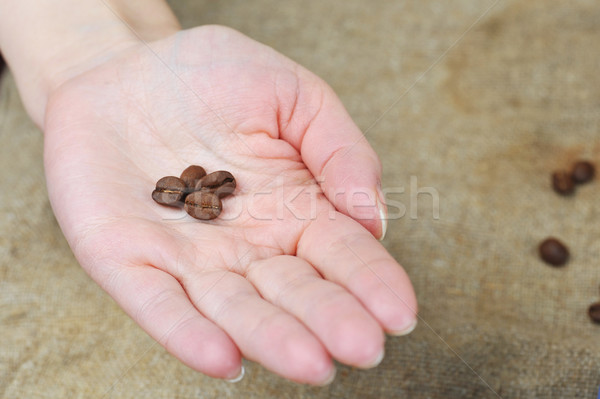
[67, 220, 244, 380]
[246, 255, 385, 368]
[102, 264, 243, 380]
[278, 77, 386, 239]
[297, 212, 418, 335]
[181, 269, 335, 385]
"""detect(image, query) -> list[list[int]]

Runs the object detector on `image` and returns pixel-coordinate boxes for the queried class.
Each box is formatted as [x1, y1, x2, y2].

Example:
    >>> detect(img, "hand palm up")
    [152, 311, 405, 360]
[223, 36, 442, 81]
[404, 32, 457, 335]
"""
[43, 26, 417, 384]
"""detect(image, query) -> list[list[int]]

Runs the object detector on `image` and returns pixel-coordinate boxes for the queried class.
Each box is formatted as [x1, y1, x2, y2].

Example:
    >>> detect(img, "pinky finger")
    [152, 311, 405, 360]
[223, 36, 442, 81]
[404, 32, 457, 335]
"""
[103, 264, 243, 380]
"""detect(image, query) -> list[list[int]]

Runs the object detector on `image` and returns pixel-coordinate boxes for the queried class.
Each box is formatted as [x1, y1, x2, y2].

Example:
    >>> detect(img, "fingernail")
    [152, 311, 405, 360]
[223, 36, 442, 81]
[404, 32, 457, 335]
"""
[225, 365, 245, 383]
[318, 367, 337, 386]
[365, 348, 385, 369]
[388, 319, 418, 337]
[376, 190, 388, 241]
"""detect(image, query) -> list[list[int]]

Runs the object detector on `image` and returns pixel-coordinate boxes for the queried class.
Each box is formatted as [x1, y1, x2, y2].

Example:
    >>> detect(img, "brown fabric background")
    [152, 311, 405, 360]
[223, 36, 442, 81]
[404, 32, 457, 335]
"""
[2, 0, 600, 397]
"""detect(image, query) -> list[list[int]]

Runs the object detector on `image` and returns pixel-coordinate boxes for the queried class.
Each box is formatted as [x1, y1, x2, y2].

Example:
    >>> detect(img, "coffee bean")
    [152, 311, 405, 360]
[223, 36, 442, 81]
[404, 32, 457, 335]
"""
[185, 191, 222, 220]
[180, 165, 207, 191]
[152, 176, 186, 207]
[212, 181, 236, 198]
[588, 302, 600, 324]
[538, 237, 569, 266]
[571, 160, 595, 184]
[195, 171, 236, 198]
[552, 170, 575, 195]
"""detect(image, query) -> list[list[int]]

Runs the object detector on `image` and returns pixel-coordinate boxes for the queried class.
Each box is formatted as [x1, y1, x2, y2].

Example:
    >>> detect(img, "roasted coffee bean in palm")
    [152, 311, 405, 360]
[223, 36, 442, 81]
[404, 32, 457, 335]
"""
[180, 165, 207, 191]
[195, 171, 236, 198]
[212, 180, 237, 198]
[185, 191, 222, 220]
[152, 176, 186, 207]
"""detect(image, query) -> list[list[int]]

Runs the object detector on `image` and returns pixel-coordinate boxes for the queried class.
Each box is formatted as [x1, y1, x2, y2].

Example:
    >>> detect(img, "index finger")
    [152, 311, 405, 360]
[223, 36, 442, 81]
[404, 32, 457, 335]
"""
[277, 74, 387, 239]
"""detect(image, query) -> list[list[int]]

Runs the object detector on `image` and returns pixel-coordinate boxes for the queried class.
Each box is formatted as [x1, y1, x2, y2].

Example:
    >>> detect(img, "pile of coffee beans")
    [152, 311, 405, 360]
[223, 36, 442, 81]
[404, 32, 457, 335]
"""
[152, 165, 236, 220]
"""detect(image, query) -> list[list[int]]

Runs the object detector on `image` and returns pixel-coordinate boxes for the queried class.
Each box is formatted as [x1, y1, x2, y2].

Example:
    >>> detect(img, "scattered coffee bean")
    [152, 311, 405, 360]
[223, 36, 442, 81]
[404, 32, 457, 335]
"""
[588, 302, 600, 324]
[180, 165, 207, 191]
[195, 171, 236, 198]
[538, 237, 569, 266]
[152, 176, 186, 207]
[185, 191, 222, 220]
[571, 160, 595, 184]
[552, 170, 575, 196]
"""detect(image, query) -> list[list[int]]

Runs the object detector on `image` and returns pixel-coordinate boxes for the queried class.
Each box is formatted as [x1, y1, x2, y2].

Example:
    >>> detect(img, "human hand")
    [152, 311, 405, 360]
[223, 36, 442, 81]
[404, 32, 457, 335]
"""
[43, 26, 417, 384]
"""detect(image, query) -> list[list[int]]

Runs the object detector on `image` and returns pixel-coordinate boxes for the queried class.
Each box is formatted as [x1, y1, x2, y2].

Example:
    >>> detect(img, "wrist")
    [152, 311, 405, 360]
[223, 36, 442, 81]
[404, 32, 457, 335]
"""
[42, 27, 139, 106]
[0, 0, 180, 126]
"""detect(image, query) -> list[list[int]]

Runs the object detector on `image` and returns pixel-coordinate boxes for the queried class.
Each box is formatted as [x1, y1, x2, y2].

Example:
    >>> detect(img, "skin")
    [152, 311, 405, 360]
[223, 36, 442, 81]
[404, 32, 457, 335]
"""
[1, 1, 417, 385]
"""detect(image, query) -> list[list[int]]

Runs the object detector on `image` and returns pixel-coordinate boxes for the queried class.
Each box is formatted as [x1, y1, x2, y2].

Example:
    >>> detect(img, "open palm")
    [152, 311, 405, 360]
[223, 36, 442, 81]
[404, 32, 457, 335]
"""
[43, 26, 417, 385]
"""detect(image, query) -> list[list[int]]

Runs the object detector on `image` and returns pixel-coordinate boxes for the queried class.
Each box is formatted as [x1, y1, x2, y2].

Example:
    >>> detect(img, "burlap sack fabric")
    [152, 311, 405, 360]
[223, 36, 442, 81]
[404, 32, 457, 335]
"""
[2, 0, 600, 397]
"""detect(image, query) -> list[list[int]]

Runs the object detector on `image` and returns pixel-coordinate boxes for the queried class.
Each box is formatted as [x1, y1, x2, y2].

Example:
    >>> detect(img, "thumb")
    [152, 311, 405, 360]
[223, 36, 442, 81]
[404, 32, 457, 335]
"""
[279, 77, 387, 239]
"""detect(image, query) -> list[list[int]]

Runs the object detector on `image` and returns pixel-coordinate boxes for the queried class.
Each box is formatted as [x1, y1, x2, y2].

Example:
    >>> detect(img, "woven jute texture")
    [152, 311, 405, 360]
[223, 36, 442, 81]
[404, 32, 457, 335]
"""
[2, 1, 600, 397]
